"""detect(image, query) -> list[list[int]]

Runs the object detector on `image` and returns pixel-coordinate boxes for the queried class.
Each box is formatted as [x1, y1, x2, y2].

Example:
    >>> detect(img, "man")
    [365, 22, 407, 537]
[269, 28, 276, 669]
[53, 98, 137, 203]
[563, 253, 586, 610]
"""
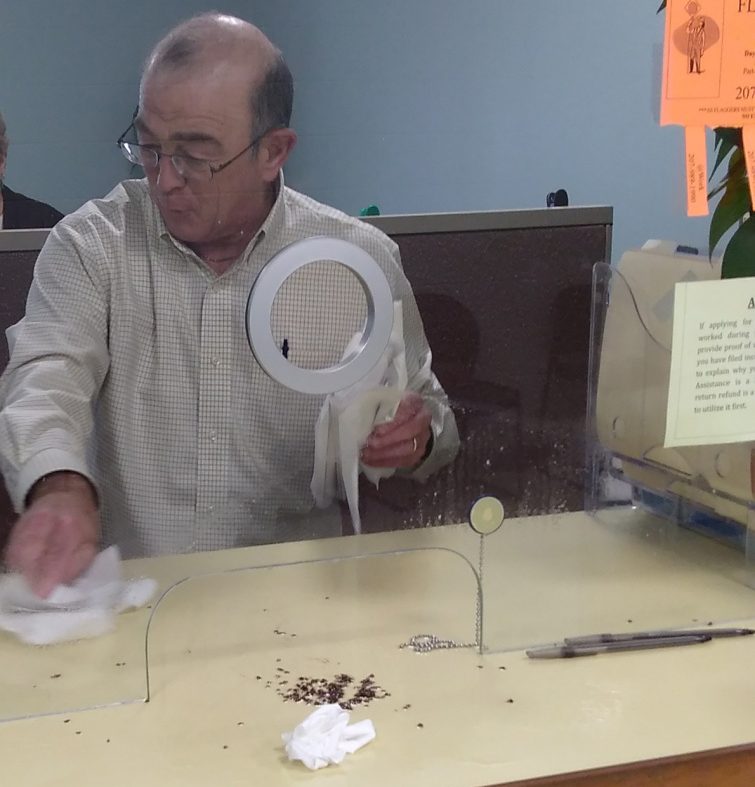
[0, 112, 64, 229]
[0, 13, 458, 597]
[686, 14, 706, 74]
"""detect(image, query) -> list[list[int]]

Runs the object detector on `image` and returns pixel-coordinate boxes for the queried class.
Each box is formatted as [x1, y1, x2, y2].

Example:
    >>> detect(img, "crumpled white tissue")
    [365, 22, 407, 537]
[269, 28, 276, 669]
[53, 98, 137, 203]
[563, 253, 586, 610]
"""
[282, 703, 376, 770]
[311, 301, 408, 534]
[0, 546, 157, 645]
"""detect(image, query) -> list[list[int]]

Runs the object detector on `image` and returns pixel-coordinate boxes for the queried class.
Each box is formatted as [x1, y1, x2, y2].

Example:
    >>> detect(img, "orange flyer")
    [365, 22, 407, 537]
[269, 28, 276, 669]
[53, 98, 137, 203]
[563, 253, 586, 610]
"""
[661, 0, 755, 215]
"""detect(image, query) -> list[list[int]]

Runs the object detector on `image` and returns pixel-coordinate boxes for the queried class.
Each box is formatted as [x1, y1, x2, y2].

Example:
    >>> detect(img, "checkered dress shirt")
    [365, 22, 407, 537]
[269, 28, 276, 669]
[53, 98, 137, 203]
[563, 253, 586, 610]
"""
[0, 176, 458, 556]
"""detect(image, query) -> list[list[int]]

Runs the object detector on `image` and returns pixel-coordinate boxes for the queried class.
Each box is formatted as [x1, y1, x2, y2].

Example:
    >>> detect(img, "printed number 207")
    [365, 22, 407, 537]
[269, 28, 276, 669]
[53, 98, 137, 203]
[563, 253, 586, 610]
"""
[736, 86, 755, 100]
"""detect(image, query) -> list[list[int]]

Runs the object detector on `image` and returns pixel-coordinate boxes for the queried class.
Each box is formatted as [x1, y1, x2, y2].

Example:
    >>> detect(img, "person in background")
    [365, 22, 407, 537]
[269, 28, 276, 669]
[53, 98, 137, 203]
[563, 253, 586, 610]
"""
[0, 112, 64, 229]
[0, 13, 459, 596]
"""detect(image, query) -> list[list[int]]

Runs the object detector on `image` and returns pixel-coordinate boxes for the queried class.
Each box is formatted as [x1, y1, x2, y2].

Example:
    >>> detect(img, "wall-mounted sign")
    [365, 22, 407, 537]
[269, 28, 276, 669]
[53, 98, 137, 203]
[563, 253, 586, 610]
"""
[661, 0, 755, 215]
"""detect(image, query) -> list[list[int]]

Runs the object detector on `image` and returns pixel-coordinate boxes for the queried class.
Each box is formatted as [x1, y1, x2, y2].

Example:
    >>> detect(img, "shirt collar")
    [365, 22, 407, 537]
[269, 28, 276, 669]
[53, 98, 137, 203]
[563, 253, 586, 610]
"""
[250, 170, 286, 253]
[154, 171, 287, 263]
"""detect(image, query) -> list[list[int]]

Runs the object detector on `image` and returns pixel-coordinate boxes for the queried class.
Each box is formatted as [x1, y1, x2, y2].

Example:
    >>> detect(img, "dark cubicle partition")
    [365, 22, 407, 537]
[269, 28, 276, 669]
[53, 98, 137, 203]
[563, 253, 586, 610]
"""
[361, 206, 613, 531]
[0, 229, 46, 373]
[0, 208, 612, 542]
[0, 229, 47, 543]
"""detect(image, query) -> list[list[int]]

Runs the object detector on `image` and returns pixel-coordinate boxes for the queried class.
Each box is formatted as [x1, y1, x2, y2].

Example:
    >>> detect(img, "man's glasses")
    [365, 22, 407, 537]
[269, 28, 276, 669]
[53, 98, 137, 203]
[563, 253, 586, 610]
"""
[116, 112, 277, 183]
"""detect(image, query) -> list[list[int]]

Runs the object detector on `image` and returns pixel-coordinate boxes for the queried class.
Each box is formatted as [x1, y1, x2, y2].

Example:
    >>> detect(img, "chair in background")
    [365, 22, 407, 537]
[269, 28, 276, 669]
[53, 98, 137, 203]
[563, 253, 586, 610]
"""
[355, 292, 523, 533]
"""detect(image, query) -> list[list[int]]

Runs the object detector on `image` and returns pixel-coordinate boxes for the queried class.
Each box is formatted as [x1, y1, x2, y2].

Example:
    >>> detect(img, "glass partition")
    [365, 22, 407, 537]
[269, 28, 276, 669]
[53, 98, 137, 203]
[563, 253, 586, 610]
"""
[571, 252, 755, 647]
[0, 590, 150, 722]
[0, 526, 483, 721]
[143, 541, 482, 706]
[9, 223, 755, 723]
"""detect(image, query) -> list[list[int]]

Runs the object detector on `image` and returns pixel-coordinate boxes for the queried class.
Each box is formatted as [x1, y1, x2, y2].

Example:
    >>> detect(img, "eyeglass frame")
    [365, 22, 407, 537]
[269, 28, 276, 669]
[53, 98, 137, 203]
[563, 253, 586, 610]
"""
[116, 108, 280, 181]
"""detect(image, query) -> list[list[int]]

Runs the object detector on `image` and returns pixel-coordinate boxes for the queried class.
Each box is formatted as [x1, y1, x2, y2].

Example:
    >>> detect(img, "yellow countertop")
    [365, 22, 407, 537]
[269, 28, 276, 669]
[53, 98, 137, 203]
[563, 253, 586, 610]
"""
[3, 510, 755, 786]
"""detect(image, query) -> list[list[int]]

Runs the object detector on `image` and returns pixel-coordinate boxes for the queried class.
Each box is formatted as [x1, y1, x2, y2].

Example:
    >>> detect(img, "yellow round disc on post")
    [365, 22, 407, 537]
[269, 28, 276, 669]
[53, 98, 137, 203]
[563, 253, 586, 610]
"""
[469, 496, 505, 536]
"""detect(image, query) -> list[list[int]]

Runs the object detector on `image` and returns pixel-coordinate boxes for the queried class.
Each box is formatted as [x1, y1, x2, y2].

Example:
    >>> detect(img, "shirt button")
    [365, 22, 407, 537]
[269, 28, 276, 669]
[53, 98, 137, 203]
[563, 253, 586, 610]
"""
[209, 430, 218, 443]
[211, 357, 220, 368]
[207, 504, 215, 513]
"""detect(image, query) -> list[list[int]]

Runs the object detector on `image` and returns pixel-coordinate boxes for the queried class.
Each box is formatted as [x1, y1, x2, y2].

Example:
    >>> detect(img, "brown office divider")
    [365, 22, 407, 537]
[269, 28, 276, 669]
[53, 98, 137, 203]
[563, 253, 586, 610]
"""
[0, 230, 45, 549]
[359, 207, 612, 532]
[0, 209, 612, 544]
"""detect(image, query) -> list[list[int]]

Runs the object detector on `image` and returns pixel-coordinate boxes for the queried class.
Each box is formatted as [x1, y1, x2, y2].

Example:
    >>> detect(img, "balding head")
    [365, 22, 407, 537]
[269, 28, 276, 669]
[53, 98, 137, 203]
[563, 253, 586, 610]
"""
[142, 13, 293, 141]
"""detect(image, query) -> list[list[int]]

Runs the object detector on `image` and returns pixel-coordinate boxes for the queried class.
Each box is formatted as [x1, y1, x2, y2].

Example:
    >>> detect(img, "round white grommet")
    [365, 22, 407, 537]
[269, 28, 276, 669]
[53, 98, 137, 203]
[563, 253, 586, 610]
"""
[246, 236, 394, 394]
[469, 496, 505, 536]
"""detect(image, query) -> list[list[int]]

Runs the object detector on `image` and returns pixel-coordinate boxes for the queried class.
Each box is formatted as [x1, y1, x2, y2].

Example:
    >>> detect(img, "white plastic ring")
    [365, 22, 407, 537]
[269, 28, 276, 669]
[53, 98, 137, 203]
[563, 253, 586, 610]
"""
[246, 236, 394, 395]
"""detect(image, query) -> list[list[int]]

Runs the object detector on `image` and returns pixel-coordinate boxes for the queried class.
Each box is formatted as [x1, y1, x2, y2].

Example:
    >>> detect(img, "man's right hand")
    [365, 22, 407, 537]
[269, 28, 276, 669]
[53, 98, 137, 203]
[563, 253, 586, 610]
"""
[4, 472, 100, 598]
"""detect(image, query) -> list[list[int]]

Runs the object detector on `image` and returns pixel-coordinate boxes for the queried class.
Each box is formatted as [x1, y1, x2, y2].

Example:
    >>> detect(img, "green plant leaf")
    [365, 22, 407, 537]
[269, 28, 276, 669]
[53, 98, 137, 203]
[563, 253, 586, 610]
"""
[726, 145, 745, 177]
[715, 128, 742, 148]
[708, 147, 746, 200]
[709, 173, 748, 201]
[710, 140, 735, 182]
[710, 129, 742, 181]
[709, 180, 751, 257]
[721, 216, 755, 279]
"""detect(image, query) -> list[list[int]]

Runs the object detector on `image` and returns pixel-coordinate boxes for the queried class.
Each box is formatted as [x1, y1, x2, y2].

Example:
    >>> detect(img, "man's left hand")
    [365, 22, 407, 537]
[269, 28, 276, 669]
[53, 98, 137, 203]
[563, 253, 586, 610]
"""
[360, 391, 432, 469]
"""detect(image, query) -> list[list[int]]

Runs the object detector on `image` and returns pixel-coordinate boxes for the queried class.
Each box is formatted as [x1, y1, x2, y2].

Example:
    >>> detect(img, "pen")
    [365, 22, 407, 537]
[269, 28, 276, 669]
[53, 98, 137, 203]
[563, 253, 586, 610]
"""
[526, 634, 712, 659]
[564, 628, 755, 646]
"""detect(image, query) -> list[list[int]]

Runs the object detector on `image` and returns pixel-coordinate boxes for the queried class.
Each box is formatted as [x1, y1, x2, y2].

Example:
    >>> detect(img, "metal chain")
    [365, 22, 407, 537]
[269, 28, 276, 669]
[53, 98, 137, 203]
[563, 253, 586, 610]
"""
[399, 533, 484, 653]
[475, 531, 484, 645]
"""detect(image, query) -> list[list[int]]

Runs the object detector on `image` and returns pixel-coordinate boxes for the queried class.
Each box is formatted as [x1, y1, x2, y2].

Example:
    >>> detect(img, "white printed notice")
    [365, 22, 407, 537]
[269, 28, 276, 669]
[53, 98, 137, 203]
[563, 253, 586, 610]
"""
[666, 277, 755, 448]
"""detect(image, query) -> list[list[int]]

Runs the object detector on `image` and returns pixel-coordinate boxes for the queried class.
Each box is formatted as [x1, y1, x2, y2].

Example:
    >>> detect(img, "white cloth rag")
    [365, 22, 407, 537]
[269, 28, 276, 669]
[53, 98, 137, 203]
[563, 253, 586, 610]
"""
[311, 301, 407, 534]
[282, 703, 376, 770]
[0, 546, 157, 645]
